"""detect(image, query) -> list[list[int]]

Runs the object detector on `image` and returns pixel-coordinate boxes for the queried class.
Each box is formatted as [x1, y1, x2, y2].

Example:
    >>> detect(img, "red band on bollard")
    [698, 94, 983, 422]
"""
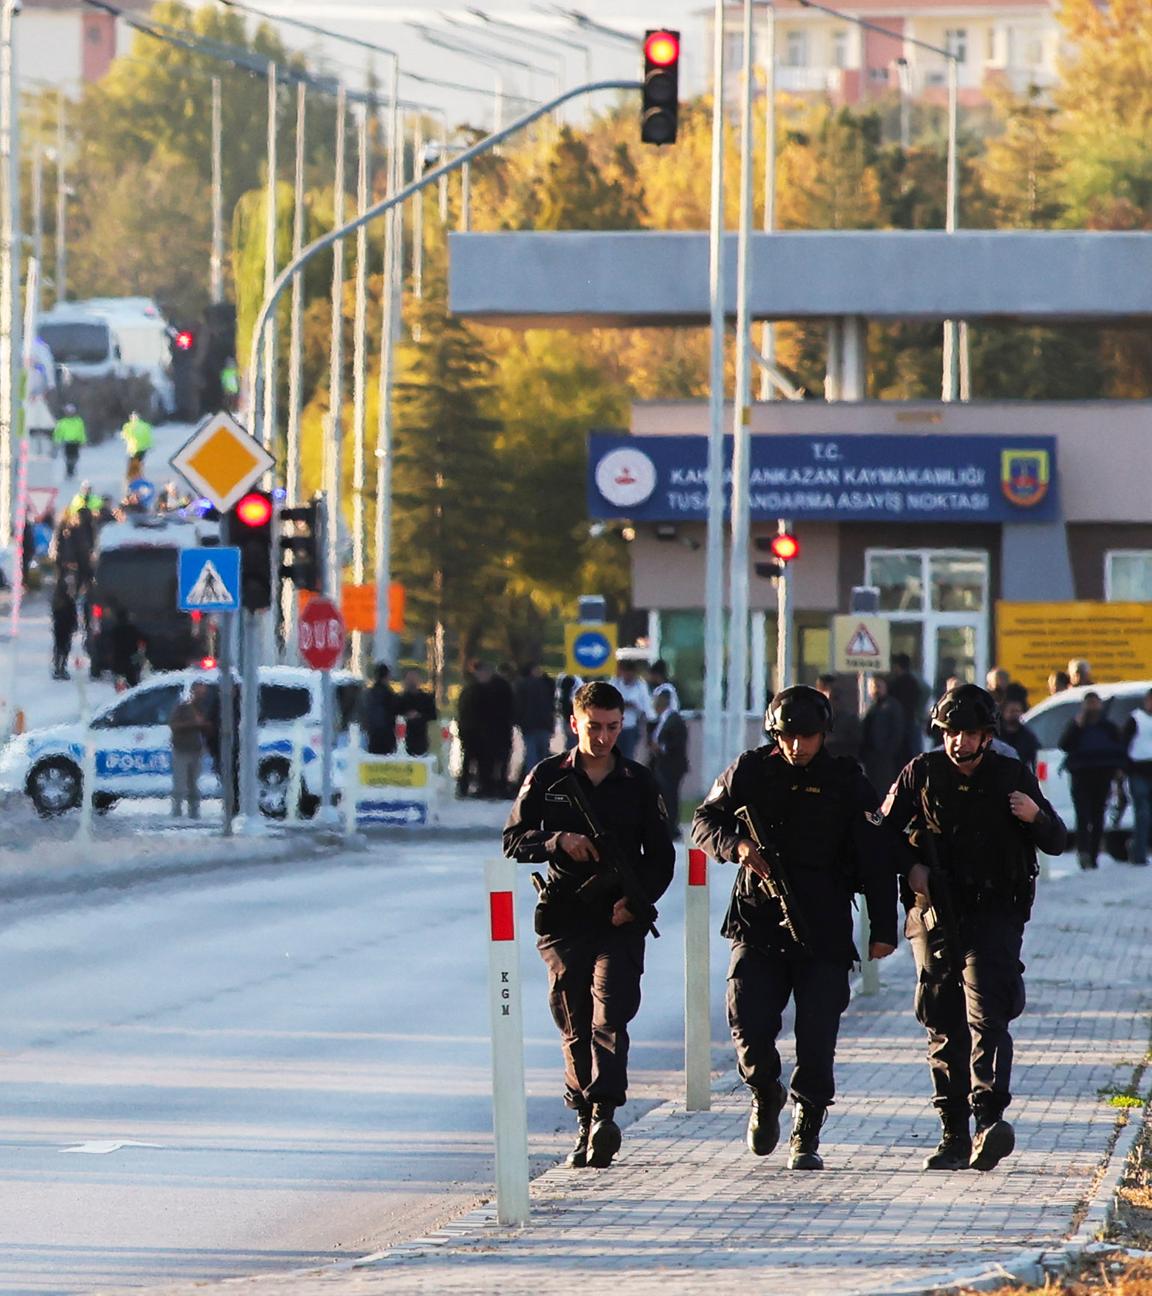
[688, 849, 707, 886]
[490, 891, 515, 941]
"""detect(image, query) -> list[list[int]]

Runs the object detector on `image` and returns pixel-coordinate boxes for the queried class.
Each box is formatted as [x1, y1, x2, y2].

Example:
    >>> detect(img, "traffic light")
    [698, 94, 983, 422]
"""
[168, 324, 202, 421]
[754, 531, 800, 579]
[279, 499, 324, 593]
[641, 29, 680, 145]
[224, 490, 274, 611]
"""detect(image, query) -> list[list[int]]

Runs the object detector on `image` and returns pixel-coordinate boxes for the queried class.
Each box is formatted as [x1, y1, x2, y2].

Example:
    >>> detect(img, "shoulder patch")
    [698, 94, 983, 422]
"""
[865, 808, 884, 826]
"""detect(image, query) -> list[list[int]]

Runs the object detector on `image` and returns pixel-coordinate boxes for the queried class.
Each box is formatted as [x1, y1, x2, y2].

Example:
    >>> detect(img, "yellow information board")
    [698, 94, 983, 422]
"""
[996, 601, 1152, 702]
[359, 759, 430, 790]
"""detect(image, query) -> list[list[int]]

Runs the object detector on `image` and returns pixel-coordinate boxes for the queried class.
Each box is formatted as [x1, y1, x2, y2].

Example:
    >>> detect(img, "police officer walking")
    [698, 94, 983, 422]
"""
[882, 684, 1067, 1172]
[692, 686, 897, 1170]
[503, 680, 675, 1170]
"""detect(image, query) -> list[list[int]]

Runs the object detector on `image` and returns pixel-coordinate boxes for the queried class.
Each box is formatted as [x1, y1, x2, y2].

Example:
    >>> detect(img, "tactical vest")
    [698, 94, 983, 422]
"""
[917, 752, 1037, 910]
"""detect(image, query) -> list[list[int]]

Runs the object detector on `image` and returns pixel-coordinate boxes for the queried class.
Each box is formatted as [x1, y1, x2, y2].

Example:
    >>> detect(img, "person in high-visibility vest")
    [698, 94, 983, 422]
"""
[221, 357, 240, 410]
[52, 404, 87, 480]
[121, 411, 154, 480]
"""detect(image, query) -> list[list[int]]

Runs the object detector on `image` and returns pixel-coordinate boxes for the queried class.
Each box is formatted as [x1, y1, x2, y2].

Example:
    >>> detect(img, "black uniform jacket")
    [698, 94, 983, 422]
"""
[502, 749, 676, 939]
[882, 747, 1067, 916]
[691, 745, 898, 963]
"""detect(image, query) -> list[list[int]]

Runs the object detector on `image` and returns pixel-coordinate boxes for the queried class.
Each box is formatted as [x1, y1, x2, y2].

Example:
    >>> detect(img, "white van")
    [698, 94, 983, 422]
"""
[0, 666, 361, 819]
[1023, 681, 1151, 860]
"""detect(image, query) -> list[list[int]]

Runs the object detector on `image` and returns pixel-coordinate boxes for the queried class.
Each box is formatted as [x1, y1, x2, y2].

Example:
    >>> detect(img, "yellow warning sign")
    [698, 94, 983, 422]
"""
[997, 602, 1152, 704]
[359, 759, 430, 790]
[170, 410, 275, 512]
[833, 615, 891, 673]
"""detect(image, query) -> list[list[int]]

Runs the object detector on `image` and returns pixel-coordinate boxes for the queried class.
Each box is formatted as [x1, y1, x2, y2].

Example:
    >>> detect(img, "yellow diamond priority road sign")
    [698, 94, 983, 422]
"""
[170, 411, 275, 512]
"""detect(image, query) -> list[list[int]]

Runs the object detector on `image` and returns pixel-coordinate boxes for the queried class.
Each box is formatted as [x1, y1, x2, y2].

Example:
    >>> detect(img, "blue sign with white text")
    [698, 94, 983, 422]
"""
[179, 546, 241, 612]
[587, 433, 1059, 523]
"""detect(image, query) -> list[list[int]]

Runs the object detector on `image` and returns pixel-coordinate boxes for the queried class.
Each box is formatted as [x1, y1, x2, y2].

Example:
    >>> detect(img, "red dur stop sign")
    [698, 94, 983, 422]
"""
[298, 597, 346, 670]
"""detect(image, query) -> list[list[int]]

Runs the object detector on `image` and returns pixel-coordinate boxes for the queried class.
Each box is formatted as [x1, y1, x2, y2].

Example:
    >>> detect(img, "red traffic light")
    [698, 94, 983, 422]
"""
[770, 533, 800, 562]
[173, 329, 195, 352]
[644, 30, 680, 67]
[235, 492, 273, 528]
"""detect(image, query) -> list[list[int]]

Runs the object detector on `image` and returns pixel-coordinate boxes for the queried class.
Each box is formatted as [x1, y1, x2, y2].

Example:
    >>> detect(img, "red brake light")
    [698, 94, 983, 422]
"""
[200, 656, 217, 669]
[235, 493, 273, 527]
[174, 329, 194, 352]
[93, 604, 103, 621]
[190, 609, 202, 623]
[644, 31, 679, 66]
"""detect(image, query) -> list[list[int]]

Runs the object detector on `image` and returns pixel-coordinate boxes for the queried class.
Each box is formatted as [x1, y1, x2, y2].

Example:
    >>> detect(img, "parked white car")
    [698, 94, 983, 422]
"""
[0, 666, 360, 819]
[1023, 680, 1151, 860]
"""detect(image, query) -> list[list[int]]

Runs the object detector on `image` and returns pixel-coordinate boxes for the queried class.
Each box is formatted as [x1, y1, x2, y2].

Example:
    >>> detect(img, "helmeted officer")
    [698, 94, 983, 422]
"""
[692, 685, 898, 1170]
[503, 680, 675, 1170]
[882, 683, 1067, 1172]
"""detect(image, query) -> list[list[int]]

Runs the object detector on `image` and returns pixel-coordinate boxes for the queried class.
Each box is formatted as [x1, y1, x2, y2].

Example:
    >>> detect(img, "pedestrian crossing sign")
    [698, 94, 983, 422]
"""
[179, 546, 241, 612]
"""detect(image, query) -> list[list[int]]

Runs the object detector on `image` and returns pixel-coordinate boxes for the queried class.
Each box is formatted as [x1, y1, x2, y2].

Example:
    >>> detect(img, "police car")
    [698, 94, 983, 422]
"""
[0, 666, 361, 818]
[1023, 680, 1152, 861]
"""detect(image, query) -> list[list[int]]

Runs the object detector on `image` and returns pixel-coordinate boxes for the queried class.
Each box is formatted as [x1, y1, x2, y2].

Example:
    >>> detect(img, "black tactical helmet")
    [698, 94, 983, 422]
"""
[766, 685, 833, 737]
[930, 683, 999, 733]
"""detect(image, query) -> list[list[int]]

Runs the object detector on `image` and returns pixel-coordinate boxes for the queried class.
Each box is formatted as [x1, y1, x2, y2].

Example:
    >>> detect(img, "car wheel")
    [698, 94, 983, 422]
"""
[298, 791, 320, 820]
[28, 757, 82, 817]
[92, 792, 119, 815]
[258, 757, 291, 819]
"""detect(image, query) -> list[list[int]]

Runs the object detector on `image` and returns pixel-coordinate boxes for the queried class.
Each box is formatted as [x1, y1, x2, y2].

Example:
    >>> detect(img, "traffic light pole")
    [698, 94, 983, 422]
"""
[244, 81, 642, 660]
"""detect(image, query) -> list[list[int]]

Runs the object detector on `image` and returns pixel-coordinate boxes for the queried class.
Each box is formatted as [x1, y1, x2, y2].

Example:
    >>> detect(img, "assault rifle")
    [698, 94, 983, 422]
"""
[907, 823, 962, 978]
[552, 772, 661, 938]
[734, 803, 812, 953]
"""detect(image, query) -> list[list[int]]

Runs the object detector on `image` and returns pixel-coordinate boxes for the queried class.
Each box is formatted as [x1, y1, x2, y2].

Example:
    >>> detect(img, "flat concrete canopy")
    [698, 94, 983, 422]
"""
[448, 230, 1152, 327]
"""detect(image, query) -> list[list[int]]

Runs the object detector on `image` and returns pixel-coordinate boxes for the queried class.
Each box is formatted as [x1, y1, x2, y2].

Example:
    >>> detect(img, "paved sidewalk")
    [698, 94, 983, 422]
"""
[108, 856, 1152, 1296]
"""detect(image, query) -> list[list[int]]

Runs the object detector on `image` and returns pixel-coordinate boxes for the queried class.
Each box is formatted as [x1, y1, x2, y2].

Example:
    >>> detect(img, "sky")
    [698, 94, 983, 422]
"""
[227, 1, 711, 132]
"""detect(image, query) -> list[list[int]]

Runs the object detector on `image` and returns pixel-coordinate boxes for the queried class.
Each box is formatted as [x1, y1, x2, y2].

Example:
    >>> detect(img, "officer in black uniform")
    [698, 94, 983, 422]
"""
[691, 686, 898, 1170]
[882, 684, 1067, 1172]
[503, 680, 675, 1170]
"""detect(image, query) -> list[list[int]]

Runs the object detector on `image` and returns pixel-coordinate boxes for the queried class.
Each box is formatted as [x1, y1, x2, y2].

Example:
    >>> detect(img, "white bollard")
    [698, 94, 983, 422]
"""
[484, 857, 530, 1226]
[74, 661, 95, 845]
[685, 847, 712, 1111]
[343, 722, 361, 839]
[857, 903, 879, 995]
[285, 719, 305, 824]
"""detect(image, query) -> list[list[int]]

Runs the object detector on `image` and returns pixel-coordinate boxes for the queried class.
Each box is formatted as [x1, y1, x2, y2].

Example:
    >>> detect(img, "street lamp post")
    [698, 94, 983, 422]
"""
[0, 0, 20, 547]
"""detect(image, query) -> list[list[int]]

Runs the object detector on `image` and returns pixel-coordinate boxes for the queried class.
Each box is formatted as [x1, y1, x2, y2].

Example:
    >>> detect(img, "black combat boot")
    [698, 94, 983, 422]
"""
[746, 1081, 788, 1156]
[923, 1109, 972, 1170]
[970, 1113, 1015, 1172]
[787, 1103, 826, 1170]
[587, 1102, 622, 1168]
[565, 1107, 593, 1169]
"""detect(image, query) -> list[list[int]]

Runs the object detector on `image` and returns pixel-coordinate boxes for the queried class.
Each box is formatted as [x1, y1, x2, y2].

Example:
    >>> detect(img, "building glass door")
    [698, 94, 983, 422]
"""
[865, 548, 989, 698]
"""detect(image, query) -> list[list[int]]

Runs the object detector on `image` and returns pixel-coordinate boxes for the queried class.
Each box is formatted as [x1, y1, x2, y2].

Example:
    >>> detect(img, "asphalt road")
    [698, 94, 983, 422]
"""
[0, 836, 732, 1294]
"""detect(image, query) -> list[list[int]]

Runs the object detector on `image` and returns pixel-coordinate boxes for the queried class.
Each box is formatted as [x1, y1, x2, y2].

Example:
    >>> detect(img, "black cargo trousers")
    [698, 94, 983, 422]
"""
[537, 924, 647, 1111]
[905, 905, 1026, 1121]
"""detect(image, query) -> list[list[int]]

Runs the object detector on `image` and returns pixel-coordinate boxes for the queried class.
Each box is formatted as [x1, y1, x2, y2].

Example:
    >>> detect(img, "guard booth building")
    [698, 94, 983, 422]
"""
[591, 399, 1152, 715]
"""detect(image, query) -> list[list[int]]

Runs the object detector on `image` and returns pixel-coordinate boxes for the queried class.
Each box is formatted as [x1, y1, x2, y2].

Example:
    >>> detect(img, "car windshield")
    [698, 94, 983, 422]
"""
[39, 321, 111, 365]
[94, 548, 180, 616]
[1025, 700, 1078, 749]
[93, 683, 183, 729]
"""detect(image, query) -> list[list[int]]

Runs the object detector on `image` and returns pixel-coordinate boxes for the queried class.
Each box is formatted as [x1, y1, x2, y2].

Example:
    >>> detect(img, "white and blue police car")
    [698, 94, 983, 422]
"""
[0, 666, 361, 818]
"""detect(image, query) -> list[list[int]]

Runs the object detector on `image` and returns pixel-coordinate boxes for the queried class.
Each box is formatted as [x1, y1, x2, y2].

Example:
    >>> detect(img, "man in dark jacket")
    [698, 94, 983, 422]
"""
[1058, 691, 1125, 869]
[504, 681, 675, 1170]
[360, 662, 398, 756]
[50, 577, 78, 680]
[513, 662, 556, 782]
[998, 694, 1040, 771]
[861, 674, 907, 796]
[692, 686, 897, 1170]
[396, 667, 437, 757]
[648, 688, 688, 838]
[457, 661, 497, 797]
[884, 684, 1067, 1172]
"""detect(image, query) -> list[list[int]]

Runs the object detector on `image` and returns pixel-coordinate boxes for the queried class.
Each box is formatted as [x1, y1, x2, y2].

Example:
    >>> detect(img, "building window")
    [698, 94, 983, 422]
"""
[832, 29, 849, 69]
[1106, 551, 1152, 601]
[945, 28, 968, 63]
[785, 30, 808, 68]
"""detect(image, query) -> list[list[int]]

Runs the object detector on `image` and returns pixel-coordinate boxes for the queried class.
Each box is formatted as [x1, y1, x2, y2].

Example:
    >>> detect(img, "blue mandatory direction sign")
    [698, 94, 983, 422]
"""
[128, 477, 156, 505]
[179, 546, 241, 612]
[572, 630, 612, 670]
